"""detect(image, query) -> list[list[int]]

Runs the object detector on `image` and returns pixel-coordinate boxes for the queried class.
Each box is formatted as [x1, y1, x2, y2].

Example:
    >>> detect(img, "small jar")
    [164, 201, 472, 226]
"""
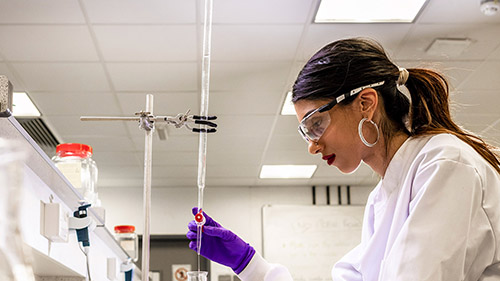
[52, 143, 98, 205]
[114, 225, 138, 262]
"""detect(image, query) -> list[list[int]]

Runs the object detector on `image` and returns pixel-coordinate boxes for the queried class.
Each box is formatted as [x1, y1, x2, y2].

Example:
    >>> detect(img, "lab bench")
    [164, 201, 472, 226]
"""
[0, 114, 142, 281]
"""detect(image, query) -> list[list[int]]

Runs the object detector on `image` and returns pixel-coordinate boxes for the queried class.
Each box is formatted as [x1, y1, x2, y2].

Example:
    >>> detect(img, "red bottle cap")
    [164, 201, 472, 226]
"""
[56, 143, 93, 158]
[114, 225, 136, 233]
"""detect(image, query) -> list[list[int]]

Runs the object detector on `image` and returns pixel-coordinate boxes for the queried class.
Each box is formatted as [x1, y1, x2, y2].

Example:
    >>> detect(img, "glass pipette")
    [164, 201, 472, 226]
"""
[196, 0, 214, 269]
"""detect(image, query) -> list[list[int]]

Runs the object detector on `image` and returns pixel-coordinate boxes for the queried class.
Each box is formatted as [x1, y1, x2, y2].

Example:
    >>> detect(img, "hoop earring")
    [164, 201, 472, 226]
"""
[358, 118, 379, 147]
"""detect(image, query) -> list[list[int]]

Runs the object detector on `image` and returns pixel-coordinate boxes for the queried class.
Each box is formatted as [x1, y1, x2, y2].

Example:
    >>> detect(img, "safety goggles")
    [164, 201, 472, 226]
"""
[298, 81, 385, 143]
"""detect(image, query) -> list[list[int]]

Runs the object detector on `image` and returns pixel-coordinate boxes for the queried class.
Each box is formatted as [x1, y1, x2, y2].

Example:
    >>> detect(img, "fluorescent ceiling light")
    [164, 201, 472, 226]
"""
[13, 92, 41, 117]
[315, 0, 427, 23]
[281, 91, 296, 115]
[260, 165, 317, 179]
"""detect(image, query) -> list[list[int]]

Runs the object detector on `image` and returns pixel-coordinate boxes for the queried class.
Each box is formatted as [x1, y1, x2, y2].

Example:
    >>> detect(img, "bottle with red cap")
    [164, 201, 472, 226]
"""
[114, 225, 138, 262]
[52, 143, 98, 205]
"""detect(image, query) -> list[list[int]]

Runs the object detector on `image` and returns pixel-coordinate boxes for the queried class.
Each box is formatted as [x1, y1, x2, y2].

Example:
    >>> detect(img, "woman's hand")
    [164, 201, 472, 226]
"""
[186, 207, 255, 274]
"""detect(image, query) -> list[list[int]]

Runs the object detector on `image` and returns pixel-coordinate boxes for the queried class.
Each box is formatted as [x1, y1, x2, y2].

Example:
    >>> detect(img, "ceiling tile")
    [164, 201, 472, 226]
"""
[213, 0, 313, 24]
[0, 26, 98, 61]
[208, 165, 259, 178]
[300, 24, 412, 61]
[273, 116, 301, 136]
[117, 92, 199, 117]
[490, 46, 500, 60]
[395, 24, 500, 60]
[139, 151, 199, 166]
[210, 90, 283, 115]
[107, 63, 197, 91]
[267, 134, 307, 151]
[98, 165, 143, 179]
[46, 115, 129, 137]
[0, 63, 25, 91]
[453, 113, 500, 134]
[132, 134, 199, 152]
[207, 134, 267, 154]
[87, 151, 141, 165]
[152, 165, 198, 178]
[285, 62, 307, 91]
[83, 0, 196, 24]
[0, 0, 85, 24]
[212, 25, 303, 61]
[11, 63, 110, 92]
[124, 121, 195, 142]
[211, 62, 292, 92]
[452, 90, 500, 115]
[94, 25, 197, 62]
[206, 150, 263, 166]
[216, 115, 274, 136]
[394, 60, 482, 90]
[417, 0, 500, 24]
[460, 61, 500, 91]
[62, 136, 136, 154]
[29, 92, 122, 116]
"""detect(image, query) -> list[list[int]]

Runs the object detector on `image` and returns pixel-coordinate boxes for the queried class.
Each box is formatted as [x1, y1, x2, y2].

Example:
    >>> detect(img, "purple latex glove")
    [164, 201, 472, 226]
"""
[186, 207, 255, 274]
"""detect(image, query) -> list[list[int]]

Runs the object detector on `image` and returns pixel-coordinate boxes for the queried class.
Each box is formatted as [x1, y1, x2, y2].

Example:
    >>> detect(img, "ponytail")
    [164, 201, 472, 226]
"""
[405, 68, 500, 174]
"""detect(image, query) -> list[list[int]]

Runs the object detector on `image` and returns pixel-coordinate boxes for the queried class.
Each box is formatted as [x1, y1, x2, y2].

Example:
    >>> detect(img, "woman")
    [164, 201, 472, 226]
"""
[187, 38, 500, 280]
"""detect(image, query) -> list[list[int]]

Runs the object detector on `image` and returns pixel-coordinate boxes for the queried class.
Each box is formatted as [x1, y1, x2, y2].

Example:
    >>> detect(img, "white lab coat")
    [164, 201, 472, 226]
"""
[239, 134, 500, 281]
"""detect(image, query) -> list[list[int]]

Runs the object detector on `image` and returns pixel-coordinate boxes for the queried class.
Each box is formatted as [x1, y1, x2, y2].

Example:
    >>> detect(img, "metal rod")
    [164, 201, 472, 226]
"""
[80, 116, 140, 121]
[141, 94, 154, 281]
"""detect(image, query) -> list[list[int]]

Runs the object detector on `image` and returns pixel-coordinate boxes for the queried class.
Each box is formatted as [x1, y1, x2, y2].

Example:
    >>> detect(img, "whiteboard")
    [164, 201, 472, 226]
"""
[262, 205, 365, 281]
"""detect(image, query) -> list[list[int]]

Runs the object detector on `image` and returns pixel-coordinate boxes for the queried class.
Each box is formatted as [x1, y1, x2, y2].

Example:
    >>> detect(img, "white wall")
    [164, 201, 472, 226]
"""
[98, 185, 374, 253]
[99, 185, 373, 279]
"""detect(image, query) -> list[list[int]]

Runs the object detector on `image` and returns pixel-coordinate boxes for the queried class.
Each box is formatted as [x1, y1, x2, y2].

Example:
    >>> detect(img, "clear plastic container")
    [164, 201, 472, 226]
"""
[52, 143, 98, 205]
[114, 225, 138, 262]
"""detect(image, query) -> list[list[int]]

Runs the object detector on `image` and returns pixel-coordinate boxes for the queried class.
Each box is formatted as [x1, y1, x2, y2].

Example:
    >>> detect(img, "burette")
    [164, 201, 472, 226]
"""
[79, 0, 216, 278]
[194, 0, 214, 266]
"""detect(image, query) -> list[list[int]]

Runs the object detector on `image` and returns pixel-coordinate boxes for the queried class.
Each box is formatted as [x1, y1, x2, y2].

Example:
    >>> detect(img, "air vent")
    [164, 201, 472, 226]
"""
[16, 117, 59, 156]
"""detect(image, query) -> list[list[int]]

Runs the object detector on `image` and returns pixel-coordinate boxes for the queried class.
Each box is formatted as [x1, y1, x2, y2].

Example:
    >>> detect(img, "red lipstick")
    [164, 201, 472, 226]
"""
[322, 154, 336, 165]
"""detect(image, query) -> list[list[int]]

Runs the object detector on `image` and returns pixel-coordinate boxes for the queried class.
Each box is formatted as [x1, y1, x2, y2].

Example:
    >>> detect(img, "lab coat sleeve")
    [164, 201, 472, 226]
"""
[332, 244, 363, 281]
[238, 252, 293, 281]
[378, 159, 485, 280]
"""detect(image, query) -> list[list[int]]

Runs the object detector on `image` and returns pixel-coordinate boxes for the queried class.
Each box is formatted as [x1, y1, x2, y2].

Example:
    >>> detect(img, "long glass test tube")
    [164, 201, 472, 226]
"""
[196, 0, 214, 258]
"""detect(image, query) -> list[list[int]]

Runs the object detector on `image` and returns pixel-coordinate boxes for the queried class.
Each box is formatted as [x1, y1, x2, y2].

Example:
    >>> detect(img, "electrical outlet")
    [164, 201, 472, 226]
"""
[42, 202, 69, 242]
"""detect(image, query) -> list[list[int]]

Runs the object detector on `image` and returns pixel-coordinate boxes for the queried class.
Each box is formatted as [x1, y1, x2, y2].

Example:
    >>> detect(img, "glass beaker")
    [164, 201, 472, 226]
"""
[187, 271, 208, 281]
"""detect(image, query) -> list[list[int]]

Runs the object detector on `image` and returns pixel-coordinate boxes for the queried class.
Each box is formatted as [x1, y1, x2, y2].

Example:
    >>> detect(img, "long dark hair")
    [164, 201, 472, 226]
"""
[292, 37, 500, 174]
